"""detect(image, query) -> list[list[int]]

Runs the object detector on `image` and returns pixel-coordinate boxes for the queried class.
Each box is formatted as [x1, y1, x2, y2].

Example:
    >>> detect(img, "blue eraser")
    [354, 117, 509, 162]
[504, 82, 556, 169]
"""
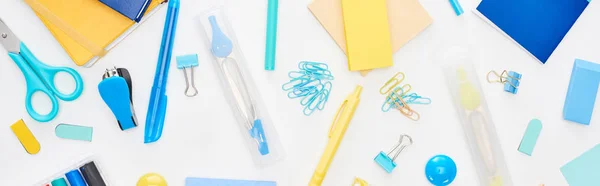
[98, 76, 137, 130]
[374, 152, 396, 173]
[563, 59, 600, 125]
[177, 54, 199, 69]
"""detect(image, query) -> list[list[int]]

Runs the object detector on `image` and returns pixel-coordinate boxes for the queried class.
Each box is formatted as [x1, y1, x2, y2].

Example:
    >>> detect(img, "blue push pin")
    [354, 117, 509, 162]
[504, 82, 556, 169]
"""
[487, 70, 522, 94]
[374, 134, 413, 173]
[425, 154, 457, 186]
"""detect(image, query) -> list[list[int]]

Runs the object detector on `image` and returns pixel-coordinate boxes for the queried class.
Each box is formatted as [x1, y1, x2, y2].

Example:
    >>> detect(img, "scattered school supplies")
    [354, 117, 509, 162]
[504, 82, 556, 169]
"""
[341, 0, 392, 71]
[425, 154, 457, 186]
[38, 160, 107, 186]
[374, 134, 412, 173]
[486, 70, 522, 94]
[99, 0, 152, 22]
[265, 0, 279, 71]
[0, 18, 84, 122]
[560, 144, 600, 186]
[10, 119, 40, 155]
[379, 72, 429, 121]
[138, 173, 167, 186]
[449, 0, 464, 16]
[145, 0, 180, 144]
[176, 54, 200, 97]
[352, 177, 369, 186]
[518, 119, 542, 156]
[200, 8, 284, 165]
[185, 177, 276, 186]
[23, 0, 163, 66]
[475, 0, 589, 63]
[309, 86, 362, 185]
[442, 60, 513, 185]
[308, 0, 432, 75]
[563, 59, 600, 125]
[55, 124, 93, 142]
[282, 61, 333, 116]
[99, 67, 138, 131]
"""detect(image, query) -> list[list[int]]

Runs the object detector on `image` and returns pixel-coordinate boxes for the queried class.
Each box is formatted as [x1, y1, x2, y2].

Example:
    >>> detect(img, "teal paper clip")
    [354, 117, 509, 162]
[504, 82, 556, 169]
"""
[518, 119, 542, 156]
[381, 87, 431, 112]
[283, 61, 333, 116]
[374, 134, 413, 173]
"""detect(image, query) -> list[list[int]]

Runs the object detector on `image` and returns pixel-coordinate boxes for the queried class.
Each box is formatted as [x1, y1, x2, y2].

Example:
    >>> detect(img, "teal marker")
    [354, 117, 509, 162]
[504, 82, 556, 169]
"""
[265, 0, 278, 71]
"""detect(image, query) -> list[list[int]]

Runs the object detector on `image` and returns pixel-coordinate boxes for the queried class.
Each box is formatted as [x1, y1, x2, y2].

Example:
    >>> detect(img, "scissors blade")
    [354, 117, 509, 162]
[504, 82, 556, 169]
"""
[0, 18, 21, 53]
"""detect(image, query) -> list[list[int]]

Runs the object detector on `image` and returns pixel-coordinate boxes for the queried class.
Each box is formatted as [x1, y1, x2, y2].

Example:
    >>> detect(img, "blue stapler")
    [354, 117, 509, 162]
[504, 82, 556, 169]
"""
[98, 67, 138, 130]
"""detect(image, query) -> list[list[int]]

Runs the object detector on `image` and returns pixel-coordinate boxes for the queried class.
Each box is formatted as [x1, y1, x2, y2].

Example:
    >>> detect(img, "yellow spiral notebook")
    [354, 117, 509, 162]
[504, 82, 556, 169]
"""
[24, 0, 163, 67]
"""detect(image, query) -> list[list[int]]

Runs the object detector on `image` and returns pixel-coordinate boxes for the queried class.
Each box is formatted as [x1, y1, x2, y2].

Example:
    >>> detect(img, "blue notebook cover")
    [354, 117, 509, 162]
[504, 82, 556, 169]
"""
[185, 177, 276, 186]
[476, 0, 589, 63]
[99, 0, 152, 22]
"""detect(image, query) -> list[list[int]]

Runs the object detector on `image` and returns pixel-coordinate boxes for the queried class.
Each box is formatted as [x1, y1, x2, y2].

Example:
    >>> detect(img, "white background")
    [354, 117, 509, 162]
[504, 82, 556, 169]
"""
[1, 0, 599, 185]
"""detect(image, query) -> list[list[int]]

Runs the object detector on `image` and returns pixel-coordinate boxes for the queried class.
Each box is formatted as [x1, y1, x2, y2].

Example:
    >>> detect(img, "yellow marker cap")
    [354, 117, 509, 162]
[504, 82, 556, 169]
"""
[10, 119, 40, 154]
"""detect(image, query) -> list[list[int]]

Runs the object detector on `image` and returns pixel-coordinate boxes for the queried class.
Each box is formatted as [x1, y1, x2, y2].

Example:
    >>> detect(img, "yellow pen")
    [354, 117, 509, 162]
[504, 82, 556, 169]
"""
[309, 85, 363, 186]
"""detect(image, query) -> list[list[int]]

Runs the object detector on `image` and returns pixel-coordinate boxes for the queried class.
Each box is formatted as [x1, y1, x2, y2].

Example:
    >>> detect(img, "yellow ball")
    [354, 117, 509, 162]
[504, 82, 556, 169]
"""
[137, 173, 167, 186]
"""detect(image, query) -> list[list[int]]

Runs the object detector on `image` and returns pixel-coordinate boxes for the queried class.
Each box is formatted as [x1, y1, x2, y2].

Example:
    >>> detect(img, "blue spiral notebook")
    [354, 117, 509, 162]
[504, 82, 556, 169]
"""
[99, 0, 152, 22]
[475, 0, 589, 63]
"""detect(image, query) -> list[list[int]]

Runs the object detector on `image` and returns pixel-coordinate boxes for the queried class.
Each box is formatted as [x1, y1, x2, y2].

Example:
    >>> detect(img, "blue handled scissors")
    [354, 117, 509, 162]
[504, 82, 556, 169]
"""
[0, 18, 84, 122]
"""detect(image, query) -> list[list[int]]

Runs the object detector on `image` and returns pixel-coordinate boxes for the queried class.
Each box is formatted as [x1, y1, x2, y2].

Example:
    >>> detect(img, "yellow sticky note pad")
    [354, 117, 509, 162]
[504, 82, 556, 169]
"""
[11, 119, 41, 155]
[341, 0, 393, 71]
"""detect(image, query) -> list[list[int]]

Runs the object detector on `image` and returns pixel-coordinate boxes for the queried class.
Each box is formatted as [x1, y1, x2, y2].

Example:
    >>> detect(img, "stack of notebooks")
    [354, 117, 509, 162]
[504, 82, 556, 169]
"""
[309, 0, 433, 76]
[475, 0, 589, 64]
[24, 0, 163, 67]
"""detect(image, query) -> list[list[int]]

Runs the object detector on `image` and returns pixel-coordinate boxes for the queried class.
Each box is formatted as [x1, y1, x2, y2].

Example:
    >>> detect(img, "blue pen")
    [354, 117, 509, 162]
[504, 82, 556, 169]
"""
[265, 0, 278, 70]
[145, 0, 179, 143]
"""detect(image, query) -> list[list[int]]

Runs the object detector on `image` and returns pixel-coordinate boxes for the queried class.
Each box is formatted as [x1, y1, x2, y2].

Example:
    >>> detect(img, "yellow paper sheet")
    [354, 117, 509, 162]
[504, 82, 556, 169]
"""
[309, 0, 433, 75]
[342, 0, 393, 71]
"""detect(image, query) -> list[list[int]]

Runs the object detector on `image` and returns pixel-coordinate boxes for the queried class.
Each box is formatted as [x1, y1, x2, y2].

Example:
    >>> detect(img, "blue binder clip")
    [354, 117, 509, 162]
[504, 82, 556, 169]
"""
[98, 67, 138, 130]
[487, 70, 522, 94]
[374, 134, 413, 173]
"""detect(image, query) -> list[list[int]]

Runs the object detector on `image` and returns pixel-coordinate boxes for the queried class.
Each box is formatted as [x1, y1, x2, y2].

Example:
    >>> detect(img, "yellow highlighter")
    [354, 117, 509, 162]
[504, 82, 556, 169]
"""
[309, 85, 363, 186]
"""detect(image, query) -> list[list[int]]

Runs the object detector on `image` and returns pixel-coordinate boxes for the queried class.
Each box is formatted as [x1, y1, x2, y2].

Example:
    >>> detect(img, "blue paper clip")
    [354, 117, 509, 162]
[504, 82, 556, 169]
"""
[375, 134, 413, 173]
[283, 61, 333, 116]
[487, 70, 522, 94]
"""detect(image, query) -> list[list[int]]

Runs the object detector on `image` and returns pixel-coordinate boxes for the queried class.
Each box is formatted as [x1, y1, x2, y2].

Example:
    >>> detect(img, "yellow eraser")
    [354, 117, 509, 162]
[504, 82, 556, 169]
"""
[11, 119, 40, 154]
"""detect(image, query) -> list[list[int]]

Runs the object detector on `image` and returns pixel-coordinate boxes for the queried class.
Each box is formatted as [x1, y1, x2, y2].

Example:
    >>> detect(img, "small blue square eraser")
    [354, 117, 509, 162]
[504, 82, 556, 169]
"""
[176, 54, 199, 69]
[374, 151, 396, 173]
